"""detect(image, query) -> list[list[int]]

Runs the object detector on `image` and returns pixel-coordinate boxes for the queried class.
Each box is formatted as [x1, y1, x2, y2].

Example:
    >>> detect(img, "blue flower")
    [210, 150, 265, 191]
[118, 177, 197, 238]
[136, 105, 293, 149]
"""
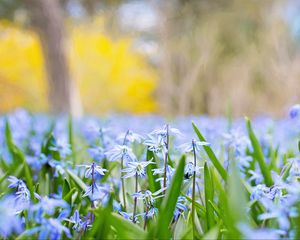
[184, 162, 203, 179]
[105, 145, 137, 163]
[87, 146, 106, 162]
[150, 124, 182, 140]
[49, 137, 72, 158]
[7, 176, 24, 189]
[121, 161, 154, 178]
[238, 223, 284, 240]
[82, 182, 110, 201]
[117, 130, 144, 144]
[250, 184, 269, 201]
[0, 197, 23, 238]
[173, 196, 187, 221]
[30, 197, 69, 217]
[69, 210, 83, 232]
[7, 176, 30, 211]
[153, 165, 174, 186]
[132, 189, 165, 207]
[180, 139, 210, 153]
[289, 104, 300, 119]
[119, 211, 138, 223]
[27, 218, 72, 240]
[144, 135, 166, 153]
[78, 163, 108, 178]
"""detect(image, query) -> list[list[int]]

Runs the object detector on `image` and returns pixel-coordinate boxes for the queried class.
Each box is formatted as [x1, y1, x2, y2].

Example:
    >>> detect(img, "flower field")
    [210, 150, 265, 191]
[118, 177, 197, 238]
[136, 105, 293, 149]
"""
[1, 107, 300, 239]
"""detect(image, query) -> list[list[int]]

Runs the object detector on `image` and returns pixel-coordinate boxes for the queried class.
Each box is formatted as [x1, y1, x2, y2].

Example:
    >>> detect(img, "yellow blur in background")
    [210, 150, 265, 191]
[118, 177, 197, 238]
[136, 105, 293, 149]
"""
[0, 19, 157, 114]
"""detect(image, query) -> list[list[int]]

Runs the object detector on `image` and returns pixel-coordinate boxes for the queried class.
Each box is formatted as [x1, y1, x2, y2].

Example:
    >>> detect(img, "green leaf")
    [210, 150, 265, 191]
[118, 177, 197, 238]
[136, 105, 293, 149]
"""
[245, 117, 273, 186]
[66, 169, 87, 191]
[226, 161, 249, 239]
[146, 149, 160, 193]
[202, 224, 220, 240]
[204, 163, 215, 230]
[208, 200, 222, 219]
[5, 118, 34, 200]
[183, 193, 206, 218]
[41, 132, 60, 160]
[110, 213, 146, 239]
[89, 198, 113, 239]
[281, 161, 293, 181]
[63, 188, 76, 204]
[150, 155, 186, 239]
[62, 178, 71, 197]
[68, 114, 76, 164]
[192, 122, 228, 181]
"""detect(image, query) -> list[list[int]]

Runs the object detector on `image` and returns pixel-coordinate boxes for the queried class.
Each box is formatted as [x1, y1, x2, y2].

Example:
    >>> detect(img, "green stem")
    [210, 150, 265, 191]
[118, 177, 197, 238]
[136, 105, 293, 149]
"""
[121, 157, 127, 210]
[163, 124, 169, 191]
[133, 172, 138, 223]
[192, 139, 197, 238]
[144, 206, 149, 230]
[121, 130, 130, 211]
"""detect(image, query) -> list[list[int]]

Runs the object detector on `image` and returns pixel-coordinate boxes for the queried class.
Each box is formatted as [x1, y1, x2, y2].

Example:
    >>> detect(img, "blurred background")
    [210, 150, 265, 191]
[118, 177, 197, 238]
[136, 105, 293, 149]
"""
[0, 0, 300, 117]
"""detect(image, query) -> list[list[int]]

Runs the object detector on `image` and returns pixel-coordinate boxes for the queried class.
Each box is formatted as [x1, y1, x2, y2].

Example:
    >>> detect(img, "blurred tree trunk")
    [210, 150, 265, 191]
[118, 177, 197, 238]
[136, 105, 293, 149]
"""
[24, 0, 82, 116]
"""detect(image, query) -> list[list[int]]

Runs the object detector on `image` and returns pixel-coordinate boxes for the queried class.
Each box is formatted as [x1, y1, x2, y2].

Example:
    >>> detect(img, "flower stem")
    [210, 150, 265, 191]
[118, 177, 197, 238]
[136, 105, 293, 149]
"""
[121, 158, 127, 211]
[144, 206, 149, 230]
[163, 124, 169, 191]
[132, 172, 138, 223]
[87, 162, 95, 228]
[121, 130, 130, 211]
[192, 139, 197, 238]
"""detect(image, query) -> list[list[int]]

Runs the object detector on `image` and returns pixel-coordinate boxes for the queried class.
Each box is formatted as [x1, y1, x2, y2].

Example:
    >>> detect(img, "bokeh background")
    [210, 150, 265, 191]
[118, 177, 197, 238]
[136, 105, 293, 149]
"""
[0, 0, 300, 117]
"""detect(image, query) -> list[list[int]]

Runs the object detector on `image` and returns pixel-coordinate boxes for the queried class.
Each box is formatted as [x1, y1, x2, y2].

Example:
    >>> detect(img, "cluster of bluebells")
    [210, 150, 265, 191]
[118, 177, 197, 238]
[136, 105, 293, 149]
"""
[1, 105, 300, 239]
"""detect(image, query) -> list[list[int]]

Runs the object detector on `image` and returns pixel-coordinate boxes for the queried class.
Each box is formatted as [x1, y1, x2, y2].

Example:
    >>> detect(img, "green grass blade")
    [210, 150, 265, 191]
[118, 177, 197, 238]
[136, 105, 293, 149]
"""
[226, 161, 249, 239]
[151, 155, 186, 239]
[192, 122, 228, 181]
[89, 198, 113, 239]
[110, 213, 146, 239]
[66, 169, 87, 191]
[204, 163, 215, 230]
[183, 193, 206, 218]
[202, 224, 220, 240]
[146, 149, 160, 193]
[245, 117, 273, 186]
[5, 118, 34, 199]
